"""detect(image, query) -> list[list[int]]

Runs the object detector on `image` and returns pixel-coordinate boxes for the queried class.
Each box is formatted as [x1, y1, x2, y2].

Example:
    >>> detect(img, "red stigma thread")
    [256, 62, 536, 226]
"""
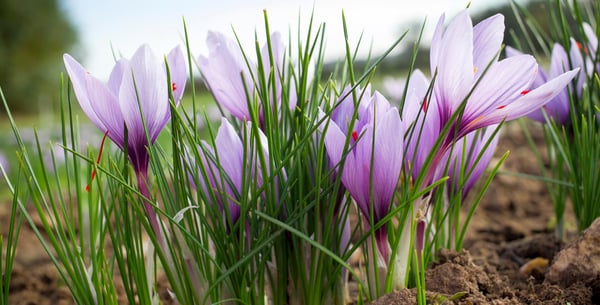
[576, 41, 589, 55]
[496, 105, 506, 110]
[351, 130, 358, 141]
[171, 82, 177, 91]
[521, 90, 530, 95]
[86, 130, 109, 192]
[423, 98, 428, 112]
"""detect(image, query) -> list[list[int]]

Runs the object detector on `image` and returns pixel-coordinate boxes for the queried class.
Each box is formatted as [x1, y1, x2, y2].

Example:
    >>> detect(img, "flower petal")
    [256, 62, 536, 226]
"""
[370, 108, 403, 220]
[434, 10, 474, 113]
[472, 14, 504, 77]
[322, 116, 349, 172]
[84, 75, 126, 149]
[167, 45, 188, 104]
[215, 118, 244, 195]
[466, 55, 537, 122]
[472, 68, 579, 129]
[119, 44, 169, 145]
[63, 54, 107, 133]
[199, 31, 253, 120]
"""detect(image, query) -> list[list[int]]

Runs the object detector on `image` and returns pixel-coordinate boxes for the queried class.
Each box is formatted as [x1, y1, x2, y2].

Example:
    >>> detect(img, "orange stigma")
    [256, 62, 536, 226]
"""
[86, 130, 109, 192]
[171, 82, 177, 91]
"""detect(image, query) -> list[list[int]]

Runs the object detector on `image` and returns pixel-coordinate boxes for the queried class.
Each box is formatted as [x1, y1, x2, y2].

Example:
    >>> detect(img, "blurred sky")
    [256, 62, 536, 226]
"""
[61, 0, 508, 80]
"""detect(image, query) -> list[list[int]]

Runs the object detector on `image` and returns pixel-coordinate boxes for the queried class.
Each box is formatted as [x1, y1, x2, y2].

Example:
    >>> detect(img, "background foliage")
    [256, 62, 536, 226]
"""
[0, 0, 78, 115]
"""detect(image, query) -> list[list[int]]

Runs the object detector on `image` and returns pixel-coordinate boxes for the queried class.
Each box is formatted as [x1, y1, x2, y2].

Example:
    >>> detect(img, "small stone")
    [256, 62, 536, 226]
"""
[519, 257, 548, 277]
[545, 217, 600, 288]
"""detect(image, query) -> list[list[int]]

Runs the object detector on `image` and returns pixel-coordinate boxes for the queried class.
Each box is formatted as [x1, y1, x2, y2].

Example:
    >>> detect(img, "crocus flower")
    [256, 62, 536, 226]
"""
[63, 44, 187, 179]
[322, 86, 404, 264]
[194, 118, 269, 227]
[198, 31, 296, 126]
[402, 10, 579, 184]
[429, 10, 579, 142]
[506, 42, 584, 125]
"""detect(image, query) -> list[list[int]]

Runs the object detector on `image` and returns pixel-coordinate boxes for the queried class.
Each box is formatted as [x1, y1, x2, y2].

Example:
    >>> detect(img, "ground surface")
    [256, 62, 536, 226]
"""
[2, 120, 598, 305]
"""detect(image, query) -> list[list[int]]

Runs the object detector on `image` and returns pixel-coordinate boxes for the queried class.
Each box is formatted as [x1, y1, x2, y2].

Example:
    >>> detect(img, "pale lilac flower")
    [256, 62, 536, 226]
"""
[428, 10, 578, 141]
[322, 86, 404, 262]
[198, 31, 296, 126]
[63, 44, 187, 176]
[506, 42, 584, 124]
[402, 10, 578, 184]
[194, 118, 269, 227]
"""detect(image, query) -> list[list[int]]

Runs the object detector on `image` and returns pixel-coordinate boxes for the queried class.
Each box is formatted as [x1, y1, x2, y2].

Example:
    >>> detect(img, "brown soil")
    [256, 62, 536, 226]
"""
[3, 120, 599, 304]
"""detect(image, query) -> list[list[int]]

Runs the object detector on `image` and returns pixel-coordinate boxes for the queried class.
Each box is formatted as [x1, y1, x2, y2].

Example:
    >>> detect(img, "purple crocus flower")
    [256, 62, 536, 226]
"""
[402, 10, 579, 184]
[198, 31, 296, 126]
[63, 44, 187, 179]
[194, 118, 269, 227]
[429, 10, 579, 141]
[506, 42, 584, 125]
[322, 86, 404, 263]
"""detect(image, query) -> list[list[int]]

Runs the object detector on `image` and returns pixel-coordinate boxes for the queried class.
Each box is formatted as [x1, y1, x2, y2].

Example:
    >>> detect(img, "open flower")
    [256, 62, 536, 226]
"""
[198, 31, 296, 126]
[322, 86, 404, 264]
[63, 44, 187, 176]
[402, 10, 579, 184]
[429, 10, 579, 141]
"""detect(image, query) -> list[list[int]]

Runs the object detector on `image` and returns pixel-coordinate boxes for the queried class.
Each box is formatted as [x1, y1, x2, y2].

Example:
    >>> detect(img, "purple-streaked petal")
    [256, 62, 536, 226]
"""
[199, 31, 253, 120]
[343, 108, 403, 222]
[84, 76, 126, 149]
[107, 59, 128, 95]
[331, 85, 371, 135]
[167, 45, 187, 104]
[340, 126, 370, 218]
[215, 118, 244, 194]
[429, 13, 446, 75]
[528, 44, 572, 123]
[370, 108, 403, 220]
[244, 120, 271, 186]
[63, 54, 107, 132]
[549, 43, 569, 77]
[119, 44, 169, 145]
[505, 46, 548, 86]
[435, 10, 474, 113]
[471, 68, 579, 129]
[322, 117, 349, 172]
[472, 14, 504, 77]
[366, 91, 392, 126]
[465, 55, 537, 123]
[504, 45, 522, 58]
[401, 69, 430, 124]
[569, 38, 585, 96]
